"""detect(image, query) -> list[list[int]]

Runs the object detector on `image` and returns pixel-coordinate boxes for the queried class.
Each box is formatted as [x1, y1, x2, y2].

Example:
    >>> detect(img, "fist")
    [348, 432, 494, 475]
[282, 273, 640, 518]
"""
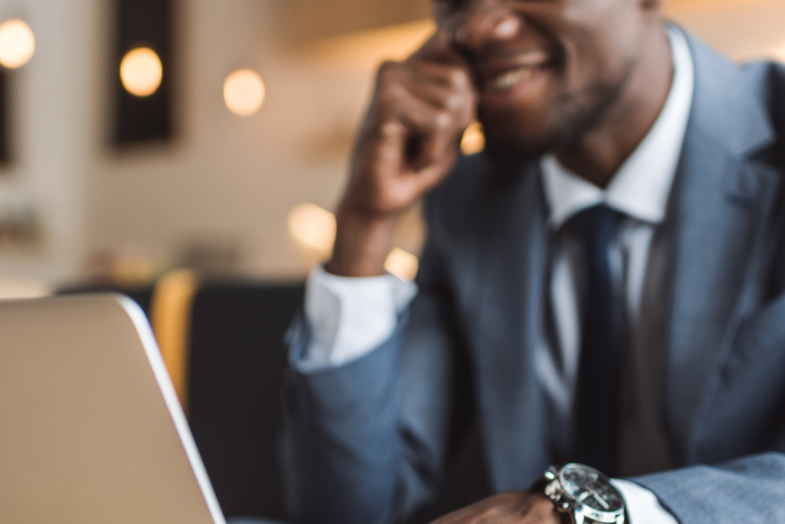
[343, 30, 477, 218]
[430, 491, 566, 524]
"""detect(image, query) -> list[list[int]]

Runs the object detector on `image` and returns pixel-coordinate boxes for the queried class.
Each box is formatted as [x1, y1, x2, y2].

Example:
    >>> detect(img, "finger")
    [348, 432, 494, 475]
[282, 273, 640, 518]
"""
[410, 112, 456, 173]
[399, 65, 477, 130]
[393, 90, 457, 140]
[394, 101, 462, 175]
[408, 28, 467, 67]
[375, 60, 474, 114]
[374, 91, 459, 174]
[368, 61, 468, 172]
[399, 72, 465, 113]
[406, 61, 474, 98]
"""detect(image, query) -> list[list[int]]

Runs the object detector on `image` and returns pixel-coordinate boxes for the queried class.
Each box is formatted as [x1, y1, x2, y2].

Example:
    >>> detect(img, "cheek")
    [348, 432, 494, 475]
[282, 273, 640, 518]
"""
[557, 3, 644, 87]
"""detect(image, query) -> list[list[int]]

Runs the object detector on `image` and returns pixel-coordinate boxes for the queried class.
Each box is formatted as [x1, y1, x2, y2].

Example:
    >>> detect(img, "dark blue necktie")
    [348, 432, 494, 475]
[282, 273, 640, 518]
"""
[568, 204, 625, 475]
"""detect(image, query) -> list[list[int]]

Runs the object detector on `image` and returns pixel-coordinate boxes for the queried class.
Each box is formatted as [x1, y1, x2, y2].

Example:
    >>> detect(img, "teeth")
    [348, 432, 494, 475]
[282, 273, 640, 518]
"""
[490, 67, 534, 91]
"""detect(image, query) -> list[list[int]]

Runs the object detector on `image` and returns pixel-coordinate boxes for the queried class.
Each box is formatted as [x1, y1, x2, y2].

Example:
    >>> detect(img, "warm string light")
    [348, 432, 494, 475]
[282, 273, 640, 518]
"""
[775, 46, 785, 64]
[287, 203, 336, 253]
[120, 47, 163, 97]
[461, 121, 485, 155]
[384, 247, 419, 281]
[0, 19, 35, 69]
[287, 202, 419, 279]
[224, 69, 265, 116]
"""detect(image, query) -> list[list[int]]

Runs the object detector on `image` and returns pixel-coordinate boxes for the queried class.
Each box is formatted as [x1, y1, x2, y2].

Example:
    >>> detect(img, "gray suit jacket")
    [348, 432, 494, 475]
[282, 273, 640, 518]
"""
[281, 32, 785, 524]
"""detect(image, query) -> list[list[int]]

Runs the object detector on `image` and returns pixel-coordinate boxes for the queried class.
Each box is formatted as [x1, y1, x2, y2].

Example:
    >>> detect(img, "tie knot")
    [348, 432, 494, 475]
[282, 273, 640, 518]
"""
[565, 205, 624, 249]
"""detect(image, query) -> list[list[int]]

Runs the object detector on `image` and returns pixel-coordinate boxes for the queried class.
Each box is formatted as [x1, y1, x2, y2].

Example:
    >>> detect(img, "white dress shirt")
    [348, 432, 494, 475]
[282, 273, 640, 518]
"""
[299, 25, 693, 524]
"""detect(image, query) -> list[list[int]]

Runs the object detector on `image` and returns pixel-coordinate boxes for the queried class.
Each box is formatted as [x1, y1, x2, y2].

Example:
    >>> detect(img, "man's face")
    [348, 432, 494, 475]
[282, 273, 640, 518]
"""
[435, 0, 657, 162]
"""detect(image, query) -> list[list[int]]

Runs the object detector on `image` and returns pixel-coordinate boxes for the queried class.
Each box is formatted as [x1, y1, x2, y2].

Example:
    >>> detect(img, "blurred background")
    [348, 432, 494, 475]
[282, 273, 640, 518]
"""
[0, 0, 781, 295]
[0, 1, 784, 522]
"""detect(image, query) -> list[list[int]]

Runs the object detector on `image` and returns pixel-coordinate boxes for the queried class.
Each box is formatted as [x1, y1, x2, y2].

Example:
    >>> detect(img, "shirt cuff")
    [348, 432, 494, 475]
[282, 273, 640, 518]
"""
[612, 479, 678, 524]
[299, 264, 418, 370]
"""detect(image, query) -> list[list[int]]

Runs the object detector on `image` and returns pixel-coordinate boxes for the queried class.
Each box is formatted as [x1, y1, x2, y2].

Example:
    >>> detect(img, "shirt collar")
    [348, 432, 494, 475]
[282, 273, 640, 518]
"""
[541, 25, 695, 230]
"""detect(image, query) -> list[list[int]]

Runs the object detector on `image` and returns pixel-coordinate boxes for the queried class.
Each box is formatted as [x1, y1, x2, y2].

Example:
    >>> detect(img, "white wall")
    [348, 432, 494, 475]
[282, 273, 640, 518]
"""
[0, 0, 783, 286]
[666, 0, 785, 60]
[87, 0, 372, 280]
[0, 0, 94, 282]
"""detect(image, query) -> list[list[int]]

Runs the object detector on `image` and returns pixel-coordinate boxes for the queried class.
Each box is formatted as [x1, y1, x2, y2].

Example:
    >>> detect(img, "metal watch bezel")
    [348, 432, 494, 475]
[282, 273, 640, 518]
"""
[543, 464, 625, 524]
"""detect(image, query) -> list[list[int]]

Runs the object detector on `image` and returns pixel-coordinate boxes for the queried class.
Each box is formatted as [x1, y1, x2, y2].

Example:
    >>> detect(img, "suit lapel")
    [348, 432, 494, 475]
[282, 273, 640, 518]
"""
[664, 34, 780, 463]
[473, 163, 552, 491]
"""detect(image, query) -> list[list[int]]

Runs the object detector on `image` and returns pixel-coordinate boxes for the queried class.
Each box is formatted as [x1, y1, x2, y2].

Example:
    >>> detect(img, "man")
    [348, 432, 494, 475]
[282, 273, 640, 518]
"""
[281, 0, 785, 523]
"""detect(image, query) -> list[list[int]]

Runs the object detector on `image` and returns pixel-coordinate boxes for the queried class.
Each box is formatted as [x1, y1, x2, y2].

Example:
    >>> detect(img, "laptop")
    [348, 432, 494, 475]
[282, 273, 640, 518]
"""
[0, 294, 226, 524]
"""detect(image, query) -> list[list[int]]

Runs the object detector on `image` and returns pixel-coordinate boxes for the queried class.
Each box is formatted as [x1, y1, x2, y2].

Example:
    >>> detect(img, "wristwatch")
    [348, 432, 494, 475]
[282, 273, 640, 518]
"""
[540, 463, 625, 524]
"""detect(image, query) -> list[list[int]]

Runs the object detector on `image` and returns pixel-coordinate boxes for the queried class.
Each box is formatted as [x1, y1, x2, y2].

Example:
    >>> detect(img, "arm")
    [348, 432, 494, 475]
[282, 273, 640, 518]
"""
[426, 453, 785, 524]
[280, 29, 477, 524]
[298, 264, 416, 370]
[281, 230, 474, 524]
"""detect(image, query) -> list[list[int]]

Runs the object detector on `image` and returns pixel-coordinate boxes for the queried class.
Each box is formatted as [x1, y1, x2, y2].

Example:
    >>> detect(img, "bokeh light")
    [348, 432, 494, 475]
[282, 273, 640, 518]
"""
[384, 248, 419, 281]
[775, 46, 785, 64]
[461, 121, 485, 155]
[0, 19, 35, 69]
[287, 203, 336, 253]
[224, 69, 266, 116]
[120, 47, 163, 97]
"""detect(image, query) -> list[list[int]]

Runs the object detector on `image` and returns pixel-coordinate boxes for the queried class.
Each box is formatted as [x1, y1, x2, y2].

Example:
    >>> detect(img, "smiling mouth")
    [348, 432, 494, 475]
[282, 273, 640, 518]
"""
[478, 46, 561, 94]
[488, 66, 540, 91]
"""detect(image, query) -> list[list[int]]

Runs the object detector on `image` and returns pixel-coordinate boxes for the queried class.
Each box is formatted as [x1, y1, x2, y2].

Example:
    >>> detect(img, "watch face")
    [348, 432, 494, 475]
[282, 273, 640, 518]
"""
[559, 464, 624, 513]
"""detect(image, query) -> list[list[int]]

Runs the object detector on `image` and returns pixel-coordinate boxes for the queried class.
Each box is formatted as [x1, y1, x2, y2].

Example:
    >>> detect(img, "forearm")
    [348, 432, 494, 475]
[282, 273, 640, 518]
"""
[326, 206, 400, 278]
[282, 320, 406, 524]
[300, 264, 417, 369]
[280, 274, 458, 523]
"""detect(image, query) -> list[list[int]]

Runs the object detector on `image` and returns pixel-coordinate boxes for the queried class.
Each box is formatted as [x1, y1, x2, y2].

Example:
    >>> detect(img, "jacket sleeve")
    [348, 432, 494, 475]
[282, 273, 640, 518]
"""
[280, 200, 471, 524]
[633, 451, 785, 523]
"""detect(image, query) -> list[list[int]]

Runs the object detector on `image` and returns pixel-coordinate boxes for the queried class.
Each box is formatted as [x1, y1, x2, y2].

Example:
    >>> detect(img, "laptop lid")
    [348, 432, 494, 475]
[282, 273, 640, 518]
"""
[0, 294, 226, 524]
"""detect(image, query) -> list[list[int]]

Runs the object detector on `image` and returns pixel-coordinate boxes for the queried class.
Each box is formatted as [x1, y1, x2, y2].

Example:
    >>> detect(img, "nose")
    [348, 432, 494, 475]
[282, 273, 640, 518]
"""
[451, 6, 522, 51]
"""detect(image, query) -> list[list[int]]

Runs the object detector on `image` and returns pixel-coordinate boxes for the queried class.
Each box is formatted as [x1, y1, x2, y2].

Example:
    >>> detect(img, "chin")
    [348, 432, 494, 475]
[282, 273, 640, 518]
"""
[481, 115, 561, 167]
[483, 139, 552, 169]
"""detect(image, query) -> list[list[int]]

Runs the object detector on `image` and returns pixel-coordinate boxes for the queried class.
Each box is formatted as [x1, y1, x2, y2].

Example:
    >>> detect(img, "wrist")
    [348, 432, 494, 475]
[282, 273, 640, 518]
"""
[539, 464, 626, 524]
[325, 205, 401, 277]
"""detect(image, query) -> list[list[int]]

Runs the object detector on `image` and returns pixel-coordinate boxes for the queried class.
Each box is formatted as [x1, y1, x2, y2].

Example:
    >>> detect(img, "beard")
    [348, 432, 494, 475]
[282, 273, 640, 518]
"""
[480, 58, 636, 169]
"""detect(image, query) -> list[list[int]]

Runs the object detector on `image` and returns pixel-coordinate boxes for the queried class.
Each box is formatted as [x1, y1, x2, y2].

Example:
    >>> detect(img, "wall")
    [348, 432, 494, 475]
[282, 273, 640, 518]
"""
[0, 0, 783, 287]
[86, 0, 431, 282]
[0, 0, 93, 282]
[666, 0, 785, 60]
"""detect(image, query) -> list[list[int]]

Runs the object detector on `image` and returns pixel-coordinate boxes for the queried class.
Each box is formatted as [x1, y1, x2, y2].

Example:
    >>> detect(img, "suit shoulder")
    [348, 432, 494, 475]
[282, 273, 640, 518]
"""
[423, 153, 499, 232]
[740, 60, 785, 137]
[423, 152, 538, 238]
[435, 153, 497, 199]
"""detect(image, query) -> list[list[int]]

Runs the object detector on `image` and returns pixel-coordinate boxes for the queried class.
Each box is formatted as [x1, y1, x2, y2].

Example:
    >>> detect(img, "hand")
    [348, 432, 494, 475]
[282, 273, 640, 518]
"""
[326, 30, 477, 277]
[429, 491, 566, 524]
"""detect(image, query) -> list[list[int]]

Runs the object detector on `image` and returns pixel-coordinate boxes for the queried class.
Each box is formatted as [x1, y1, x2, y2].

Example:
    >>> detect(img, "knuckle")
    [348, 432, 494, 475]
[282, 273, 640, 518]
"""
[376, 61, 403, 83]
[448, 69, 470, 88]
[445, 93, 464, 112]
[376, 84, 406, 106]
[433, 111, 453, 130]
[377, 60, 397, 74]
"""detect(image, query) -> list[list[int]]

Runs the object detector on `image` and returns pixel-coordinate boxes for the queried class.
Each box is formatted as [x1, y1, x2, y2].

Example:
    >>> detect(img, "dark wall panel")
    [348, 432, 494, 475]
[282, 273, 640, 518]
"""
[113, 0, 173, 146]
[0, 68, 10, 166]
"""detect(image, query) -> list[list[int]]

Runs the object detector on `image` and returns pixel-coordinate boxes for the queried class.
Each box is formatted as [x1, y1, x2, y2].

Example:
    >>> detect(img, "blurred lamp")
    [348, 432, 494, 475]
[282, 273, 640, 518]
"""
[775, 46, 785, 64]
[384, 248, 419, 281]
[461, 121, 485, 155]
[224, 69, 265, 116]
[120, 47, 163, 97]
[288, 203, 336, 252]
[0, 19, 34, 69]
